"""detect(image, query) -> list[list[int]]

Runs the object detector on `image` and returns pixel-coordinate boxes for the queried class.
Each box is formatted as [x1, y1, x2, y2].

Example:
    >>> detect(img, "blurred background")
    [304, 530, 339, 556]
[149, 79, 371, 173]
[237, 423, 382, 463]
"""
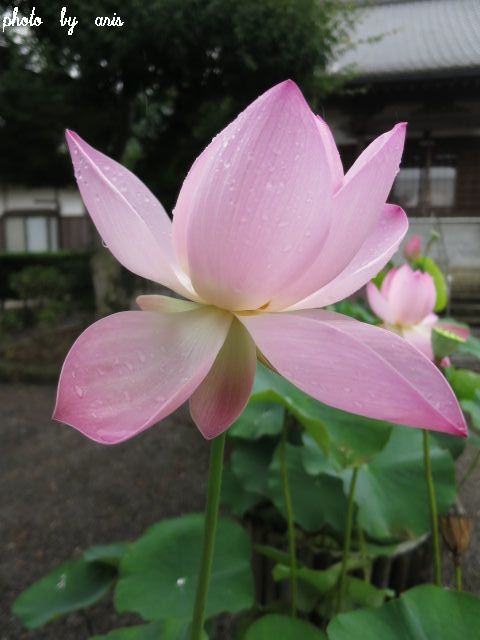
[1, 0, 479, 637]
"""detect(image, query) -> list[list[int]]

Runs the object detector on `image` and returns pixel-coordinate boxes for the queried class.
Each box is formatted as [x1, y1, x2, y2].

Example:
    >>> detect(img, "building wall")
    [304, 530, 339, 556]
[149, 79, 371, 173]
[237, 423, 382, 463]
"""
[0, 185, 93, 252]
[404, 218, 480, 271]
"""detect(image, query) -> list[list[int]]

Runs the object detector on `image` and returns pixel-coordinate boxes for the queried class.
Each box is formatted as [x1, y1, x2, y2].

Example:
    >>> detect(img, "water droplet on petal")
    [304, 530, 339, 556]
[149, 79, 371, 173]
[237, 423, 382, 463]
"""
[74, 385, 85, 398]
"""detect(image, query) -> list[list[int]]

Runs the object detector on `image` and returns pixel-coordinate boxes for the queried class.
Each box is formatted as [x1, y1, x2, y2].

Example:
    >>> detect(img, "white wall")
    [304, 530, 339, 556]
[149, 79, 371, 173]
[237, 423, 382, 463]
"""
[0, 185, 84, 217]
[402, 217, 480, 271]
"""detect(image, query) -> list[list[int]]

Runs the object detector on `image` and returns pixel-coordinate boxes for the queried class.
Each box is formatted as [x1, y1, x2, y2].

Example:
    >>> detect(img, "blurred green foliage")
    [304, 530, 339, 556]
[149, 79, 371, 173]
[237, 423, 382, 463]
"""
[0, 252, 94, 306]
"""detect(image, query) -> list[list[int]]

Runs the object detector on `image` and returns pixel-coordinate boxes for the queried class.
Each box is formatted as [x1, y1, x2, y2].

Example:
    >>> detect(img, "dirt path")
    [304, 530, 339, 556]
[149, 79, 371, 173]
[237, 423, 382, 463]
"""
[1, 384, 209, 639]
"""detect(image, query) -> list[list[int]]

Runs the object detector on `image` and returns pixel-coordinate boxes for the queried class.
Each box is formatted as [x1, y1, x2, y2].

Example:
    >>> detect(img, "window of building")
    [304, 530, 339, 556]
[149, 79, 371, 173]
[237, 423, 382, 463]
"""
[4, 213, 59, 252]
[392, 166, 456, 212]
[430, 167, 456, 207]
[393, 167, 421, 208]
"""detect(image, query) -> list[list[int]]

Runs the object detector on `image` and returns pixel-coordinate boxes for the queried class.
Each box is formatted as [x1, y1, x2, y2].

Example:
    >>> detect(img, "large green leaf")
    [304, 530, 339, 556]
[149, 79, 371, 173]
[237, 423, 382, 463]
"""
[245, 614, 326, 639]
[273, 561, 389, 616]
[412, 256, 447, 311]
[327, 585, 480, 640]
[444, 367, 480, 401]
[302, 433, 337, 476]
[91, 620, 207, 640]
[252, 365, 330, 453]
[332, 300, 377, 324]
[83, 542, 129, 567]
[272, 559, 368, 595]
[301, 417, 391, 472]
[458, 334, 480, 361]
[254, 365, 392, 465]
[12, 558, 116, 629]
[221, 467, 262, 517]
[353, 427, 456, 540]
[460, 392, 480, 448]
[267, 443, 348, 533]
[461, 391, 480, 429]
[431, 431, 466, 460]
[228, 400, 284, 439]
[115, 514, 254, 621]
[230, 439, 275, 496]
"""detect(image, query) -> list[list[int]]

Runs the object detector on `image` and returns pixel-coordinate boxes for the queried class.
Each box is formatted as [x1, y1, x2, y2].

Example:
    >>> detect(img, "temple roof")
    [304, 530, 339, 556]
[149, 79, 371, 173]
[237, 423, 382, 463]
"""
[333, 0, 480, 80]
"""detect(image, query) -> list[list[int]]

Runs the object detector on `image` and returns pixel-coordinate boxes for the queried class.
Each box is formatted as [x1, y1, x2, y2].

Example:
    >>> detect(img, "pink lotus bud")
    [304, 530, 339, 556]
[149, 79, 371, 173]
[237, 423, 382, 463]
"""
[367, 264, 438, 360]
[404, 234, 422, 260]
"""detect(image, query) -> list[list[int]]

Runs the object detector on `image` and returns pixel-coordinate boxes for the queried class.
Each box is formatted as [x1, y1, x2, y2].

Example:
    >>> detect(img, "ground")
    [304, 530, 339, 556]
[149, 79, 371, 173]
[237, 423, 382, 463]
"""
[1, 384, 209, 639]
[1, 384, 479, 639]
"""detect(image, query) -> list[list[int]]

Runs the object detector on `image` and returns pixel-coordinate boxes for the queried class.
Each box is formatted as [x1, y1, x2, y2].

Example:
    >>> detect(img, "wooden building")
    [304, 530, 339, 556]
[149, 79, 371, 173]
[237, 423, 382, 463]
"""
[0, 186, 92, 253]
[327, 0, 480, 276]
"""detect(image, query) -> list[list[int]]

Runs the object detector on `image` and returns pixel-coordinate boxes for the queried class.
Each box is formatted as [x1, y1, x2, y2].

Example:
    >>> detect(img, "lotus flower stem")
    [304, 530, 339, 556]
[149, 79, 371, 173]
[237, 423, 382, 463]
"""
[357, 524, 370, 582]
[422, 430, 442, 585]
[455, 563, 463, 591]
[280, 420, 297, 617]
[337, 466, 359, 612]
[191, 432, 226, 640]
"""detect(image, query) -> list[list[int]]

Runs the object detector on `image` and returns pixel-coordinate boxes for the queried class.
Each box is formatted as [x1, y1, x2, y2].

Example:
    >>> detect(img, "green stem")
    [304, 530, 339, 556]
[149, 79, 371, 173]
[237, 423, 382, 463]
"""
[455, 563, 463, 591]
[458, 449, 480, 489]
[336, 466, 359, 613]
[357, 524, 370, 583]
[280, 422, 297, 617]
[423, 430, 442, 586]
[191, 432, 226, 640]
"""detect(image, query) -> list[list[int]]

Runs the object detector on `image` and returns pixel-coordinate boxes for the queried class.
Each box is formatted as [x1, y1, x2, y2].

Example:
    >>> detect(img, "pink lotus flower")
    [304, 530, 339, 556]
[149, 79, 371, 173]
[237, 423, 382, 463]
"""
[54, 81, 467, 443]
[404, 234, 422, 260]
[367, 264, 468, 361]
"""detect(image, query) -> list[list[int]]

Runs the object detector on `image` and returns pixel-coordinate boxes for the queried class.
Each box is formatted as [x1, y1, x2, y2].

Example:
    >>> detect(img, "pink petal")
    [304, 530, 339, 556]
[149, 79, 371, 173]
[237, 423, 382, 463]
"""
[380, 267, 399, 297]
[272, 124, 407, 310]
[366, 282, 395, 324]
[404, 234, 422, 260]
[402, 325, 434, 361]
[136, 294, 200, 313]
[190, 319, 257, 439]
[66, 131, 197, 300]
[285, 204, 407, 310]
[53, 308, 232, 444]
[387, 264, 436, 325]
[240, 309, 467, 436]
[420, 313, 438, 328]
[316, 116, 344, 192]
[172, 80, 333, 311]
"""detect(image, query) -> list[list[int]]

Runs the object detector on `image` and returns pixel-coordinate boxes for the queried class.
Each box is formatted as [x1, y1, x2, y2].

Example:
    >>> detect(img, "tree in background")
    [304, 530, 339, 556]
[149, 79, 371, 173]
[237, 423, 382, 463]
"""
[0, 0, 355, 208]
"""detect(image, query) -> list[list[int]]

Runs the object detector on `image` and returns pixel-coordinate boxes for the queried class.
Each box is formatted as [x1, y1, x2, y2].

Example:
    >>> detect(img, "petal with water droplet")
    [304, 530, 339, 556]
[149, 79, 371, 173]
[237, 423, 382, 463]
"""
[315, 115, 344, 192]
[172, 80, 333, 310]
[239, 309, 467, 436]
[273, 124, 407, 310]
[285, 204, 408, 310]
[53, 308, 232, 443]
[65, 131, 197, 300]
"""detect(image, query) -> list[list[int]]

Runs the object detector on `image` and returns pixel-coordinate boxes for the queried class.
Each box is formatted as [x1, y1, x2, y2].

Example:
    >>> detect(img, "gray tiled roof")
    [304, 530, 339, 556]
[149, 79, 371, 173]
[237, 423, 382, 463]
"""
[333, 0, 480, 79]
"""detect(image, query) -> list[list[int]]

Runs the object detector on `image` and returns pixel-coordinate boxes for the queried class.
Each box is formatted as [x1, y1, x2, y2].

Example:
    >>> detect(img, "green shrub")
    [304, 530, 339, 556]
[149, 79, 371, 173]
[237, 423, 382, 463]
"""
[0, 252, 94, 311]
